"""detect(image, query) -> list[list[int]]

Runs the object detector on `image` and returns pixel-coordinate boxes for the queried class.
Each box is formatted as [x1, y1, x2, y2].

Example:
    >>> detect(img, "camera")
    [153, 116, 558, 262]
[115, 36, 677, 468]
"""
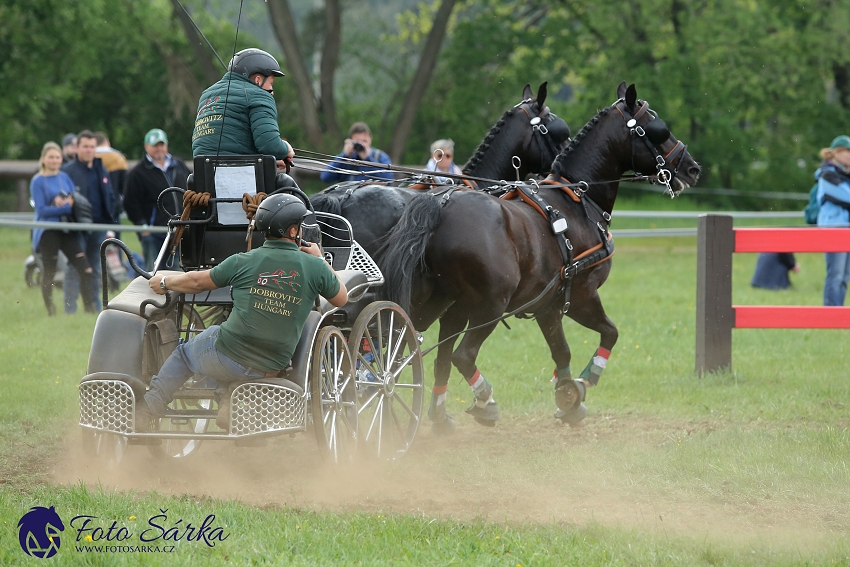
[352, 141, 365, 153]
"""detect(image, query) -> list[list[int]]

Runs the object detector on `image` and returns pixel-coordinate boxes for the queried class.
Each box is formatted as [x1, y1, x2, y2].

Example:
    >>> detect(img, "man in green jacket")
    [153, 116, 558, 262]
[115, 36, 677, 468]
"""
[192, 48, 296, 169]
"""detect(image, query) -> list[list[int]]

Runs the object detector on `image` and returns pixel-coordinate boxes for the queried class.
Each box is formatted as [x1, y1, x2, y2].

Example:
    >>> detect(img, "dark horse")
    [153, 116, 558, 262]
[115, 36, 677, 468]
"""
[379, 82, 701, 429]
[310, 83, 571, 256]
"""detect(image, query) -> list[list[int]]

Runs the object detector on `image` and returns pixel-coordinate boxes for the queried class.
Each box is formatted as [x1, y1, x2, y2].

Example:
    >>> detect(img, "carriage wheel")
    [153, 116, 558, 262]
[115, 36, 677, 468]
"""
[147, 399, 211, 459]
[348, 301, 424, 460]
[310, 326, 358, 464]
[81, 428, 127, 469]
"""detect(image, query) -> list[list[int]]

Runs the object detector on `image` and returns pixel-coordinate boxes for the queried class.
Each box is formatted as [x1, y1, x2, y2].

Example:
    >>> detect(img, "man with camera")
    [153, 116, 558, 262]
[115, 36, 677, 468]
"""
[320, 122, 394, 184]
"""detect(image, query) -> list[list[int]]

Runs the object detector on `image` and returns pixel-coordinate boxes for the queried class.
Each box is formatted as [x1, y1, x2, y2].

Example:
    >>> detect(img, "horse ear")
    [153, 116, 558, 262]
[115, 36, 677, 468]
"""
[617, 81, 627, 100]
[523, 83, 533, 101]
[536, 82, 548, 107]
[625, 84, 637, 110]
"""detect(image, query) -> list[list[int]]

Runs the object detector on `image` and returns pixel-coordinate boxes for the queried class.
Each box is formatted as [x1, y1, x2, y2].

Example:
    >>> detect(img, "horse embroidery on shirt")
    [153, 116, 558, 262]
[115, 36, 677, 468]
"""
[257, 269, 301, 292]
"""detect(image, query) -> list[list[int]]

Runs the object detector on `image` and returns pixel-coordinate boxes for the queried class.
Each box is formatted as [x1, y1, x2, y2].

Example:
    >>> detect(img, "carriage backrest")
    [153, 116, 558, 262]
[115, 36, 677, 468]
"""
[180, 154, 277, 269]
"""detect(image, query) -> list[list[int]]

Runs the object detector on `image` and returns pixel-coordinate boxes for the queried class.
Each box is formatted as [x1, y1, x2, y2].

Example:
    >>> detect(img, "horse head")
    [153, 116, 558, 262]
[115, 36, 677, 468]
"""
[464, 82, 571, 180]
[17, 505, 65, 558]
[613, 81, 701, 195]
[551, 82, 701, 207]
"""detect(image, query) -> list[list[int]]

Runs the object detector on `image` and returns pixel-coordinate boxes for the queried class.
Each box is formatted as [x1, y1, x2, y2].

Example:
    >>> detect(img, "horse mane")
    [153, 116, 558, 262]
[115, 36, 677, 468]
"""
[550, 107, 612, 179]
[462, 108, 517, 174]
[309, 191, 342, 215]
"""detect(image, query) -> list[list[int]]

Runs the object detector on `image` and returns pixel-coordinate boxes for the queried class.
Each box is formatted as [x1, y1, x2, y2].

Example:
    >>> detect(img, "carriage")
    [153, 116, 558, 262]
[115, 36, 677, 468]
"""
[78, 154, 425, 466]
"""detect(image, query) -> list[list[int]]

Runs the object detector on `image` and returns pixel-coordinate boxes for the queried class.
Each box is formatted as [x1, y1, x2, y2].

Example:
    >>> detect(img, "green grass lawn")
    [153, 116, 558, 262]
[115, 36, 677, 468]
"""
[1, 219, 849, 566]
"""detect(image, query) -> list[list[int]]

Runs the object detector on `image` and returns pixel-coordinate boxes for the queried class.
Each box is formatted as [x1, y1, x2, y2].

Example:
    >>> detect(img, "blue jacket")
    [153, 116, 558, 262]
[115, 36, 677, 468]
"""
[815, 162, 850, 227]
[30, 172, 75, 252]
[320, 148, 394, 184]
[61, 157, 117, 224]
[750, 253, 796, 290]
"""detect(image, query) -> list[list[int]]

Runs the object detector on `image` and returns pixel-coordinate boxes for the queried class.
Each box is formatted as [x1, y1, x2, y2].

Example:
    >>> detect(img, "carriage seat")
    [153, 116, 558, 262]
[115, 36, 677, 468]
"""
[106, 271, 183, 318]
[317, 270, 369, 314]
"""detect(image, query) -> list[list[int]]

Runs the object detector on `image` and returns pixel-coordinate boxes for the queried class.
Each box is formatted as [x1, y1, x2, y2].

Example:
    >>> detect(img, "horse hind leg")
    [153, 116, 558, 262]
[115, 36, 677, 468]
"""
[428, 306, 468, 435]
[534, 307, 587, 426]
[450, 313, 502, 427]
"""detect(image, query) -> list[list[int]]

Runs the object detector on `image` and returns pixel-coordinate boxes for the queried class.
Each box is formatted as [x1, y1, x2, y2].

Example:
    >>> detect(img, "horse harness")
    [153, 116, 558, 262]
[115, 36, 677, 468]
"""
[500, 178, 614, 315]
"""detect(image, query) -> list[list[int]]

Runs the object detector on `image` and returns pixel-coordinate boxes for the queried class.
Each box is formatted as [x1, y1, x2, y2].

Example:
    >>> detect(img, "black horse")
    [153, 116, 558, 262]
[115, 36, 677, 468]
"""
[310, 83, 571, 256]
[379, 82, 701, 429]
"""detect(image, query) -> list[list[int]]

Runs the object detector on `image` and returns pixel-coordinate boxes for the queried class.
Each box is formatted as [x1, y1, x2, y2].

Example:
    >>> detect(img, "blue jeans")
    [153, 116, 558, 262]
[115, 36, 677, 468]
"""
[144, 326, 269, 415]
[64, 231, 106, 313]
[140, 233, 176, 273]
[824, 252, 850, 306]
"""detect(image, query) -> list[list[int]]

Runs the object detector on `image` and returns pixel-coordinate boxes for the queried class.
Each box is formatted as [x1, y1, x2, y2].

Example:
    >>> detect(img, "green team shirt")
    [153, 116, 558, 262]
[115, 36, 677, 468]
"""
[209, 240, 340, 372]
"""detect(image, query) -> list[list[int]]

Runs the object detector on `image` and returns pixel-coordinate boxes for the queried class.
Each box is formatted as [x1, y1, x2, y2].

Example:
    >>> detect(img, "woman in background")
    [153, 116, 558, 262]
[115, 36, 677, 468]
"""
[425, 139, 462, 184]
[30, 141, 95, 315]
[815, 135, 850, 306]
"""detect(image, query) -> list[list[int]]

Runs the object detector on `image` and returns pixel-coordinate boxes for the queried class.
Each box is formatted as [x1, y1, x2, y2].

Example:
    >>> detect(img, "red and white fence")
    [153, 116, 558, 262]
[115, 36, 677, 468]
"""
[695, 214, 850, 374]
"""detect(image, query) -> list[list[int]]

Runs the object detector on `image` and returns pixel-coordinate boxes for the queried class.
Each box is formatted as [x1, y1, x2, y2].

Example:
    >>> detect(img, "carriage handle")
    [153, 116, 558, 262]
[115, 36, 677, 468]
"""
[99, 238, 176, 317]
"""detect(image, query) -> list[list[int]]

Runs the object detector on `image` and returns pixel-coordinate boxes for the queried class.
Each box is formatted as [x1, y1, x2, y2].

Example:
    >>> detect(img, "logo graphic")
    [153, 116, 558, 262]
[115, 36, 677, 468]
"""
[18, 506, 65, 558]
[257, 269, 301, 292]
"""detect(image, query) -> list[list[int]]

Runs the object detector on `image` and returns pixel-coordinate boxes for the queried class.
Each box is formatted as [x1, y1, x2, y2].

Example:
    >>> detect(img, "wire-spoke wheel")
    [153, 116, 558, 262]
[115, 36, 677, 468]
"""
[310, 326, 358, 464]
[348, 301, 424, 460]
[147, 398, 211, 459]
[81, 428, 127, 470]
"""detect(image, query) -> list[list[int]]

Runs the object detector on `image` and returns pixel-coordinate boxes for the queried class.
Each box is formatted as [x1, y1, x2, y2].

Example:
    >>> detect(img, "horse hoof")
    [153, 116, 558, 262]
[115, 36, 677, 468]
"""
[554, 403, 587, 426]
[431, 415, 456, 436]
[473, 417, 497, 427]
[555, 380, 585, 412]
[465, 401, 499, 423]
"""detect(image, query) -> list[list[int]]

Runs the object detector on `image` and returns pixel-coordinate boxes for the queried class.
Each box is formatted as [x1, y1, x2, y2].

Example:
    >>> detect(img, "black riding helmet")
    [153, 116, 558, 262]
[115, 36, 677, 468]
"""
[254, 194, 309, 238]
[228, 48, 285, 79]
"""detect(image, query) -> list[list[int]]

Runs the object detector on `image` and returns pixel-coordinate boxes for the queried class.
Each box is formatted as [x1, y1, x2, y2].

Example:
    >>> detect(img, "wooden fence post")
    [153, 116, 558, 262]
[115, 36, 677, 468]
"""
[695, 214, 734, 375]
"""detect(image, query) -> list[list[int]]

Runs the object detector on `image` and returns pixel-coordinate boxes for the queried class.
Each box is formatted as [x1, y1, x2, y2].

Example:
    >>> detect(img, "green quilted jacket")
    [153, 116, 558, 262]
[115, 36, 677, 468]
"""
[191, 72, 290, 159]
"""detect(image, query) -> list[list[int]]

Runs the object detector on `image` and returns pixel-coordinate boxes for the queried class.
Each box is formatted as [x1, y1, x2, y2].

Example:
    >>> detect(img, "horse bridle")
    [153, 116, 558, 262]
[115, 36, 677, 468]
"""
[614, 98, 688, 197]
[515, 99, 565, 176]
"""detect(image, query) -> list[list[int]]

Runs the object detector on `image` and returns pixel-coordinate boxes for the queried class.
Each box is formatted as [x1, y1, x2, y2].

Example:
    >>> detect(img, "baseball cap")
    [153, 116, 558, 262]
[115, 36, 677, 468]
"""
[830, 135, 850, 151]
[62, 133, 76, 147]
[144, 128, 168, 146]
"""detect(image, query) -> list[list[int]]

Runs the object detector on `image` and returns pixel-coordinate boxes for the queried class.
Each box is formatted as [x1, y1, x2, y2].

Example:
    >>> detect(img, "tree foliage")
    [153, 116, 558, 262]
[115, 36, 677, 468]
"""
[3, 0, 850, 205]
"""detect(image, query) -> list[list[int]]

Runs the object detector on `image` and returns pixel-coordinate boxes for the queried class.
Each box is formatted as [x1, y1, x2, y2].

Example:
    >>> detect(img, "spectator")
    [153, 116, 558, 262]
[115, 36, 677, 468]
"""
[320, 122, 393, 184]
[425, 138, 462, 184]
[30, 142, 96, 316]
[61, 129, 116, 313]
[61, 133, 77, 164]
[192, 48, 294, 170]
[94, 131, 128, 221]
[125, 128, 191, 272]
[750, 253, 800, 290]
[815, 135, 850, 306]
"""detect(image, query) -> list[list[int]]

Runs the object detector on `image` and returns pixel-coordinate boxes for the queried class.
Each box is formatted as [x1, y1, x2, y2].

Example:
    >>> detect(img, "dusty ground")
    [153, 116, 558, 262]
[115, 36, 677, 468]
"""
[52, 413, 848, 553]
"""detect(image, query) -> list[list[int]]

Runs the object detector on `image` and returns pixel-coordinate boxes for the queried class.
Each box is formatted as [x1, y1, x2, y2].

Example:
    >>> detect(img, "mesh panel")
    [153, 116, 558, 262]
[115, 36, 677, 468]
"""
[346, 242, 384, 284]
[79, 381, 135, 434]
[230, 383, 306, 435]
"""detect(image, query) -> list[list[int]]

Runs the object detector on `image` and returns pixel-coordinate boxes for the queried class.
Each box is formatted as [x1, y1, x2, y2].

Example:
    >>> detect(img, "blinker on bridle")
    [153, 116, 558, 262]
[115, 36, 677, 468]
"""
[615, 98, 687, 198]
[515, 98, 565, 174]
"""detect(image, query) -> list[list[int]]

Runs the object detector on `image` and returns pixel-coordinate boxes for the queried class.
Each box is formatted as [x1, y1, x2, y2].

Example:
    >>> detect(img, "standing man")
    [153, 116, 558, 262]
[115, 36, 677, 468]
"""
[192, 48, 295, 169]
[94, 131, 129, 223]
[61, 130, 116, 313]
[320, 122, 393, 184]
[138, 194, 348, 429]
[61, 134, 77, 164]
[125, 129, 191, 271]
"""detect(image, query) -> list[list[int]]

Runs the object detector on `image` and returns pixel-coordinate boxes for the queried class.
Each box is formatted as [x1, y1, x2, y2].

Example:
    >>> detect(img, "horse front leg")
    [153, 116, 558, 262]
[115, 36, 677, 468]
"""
[428, 305, 468, 435]
[560, 289, 619, 422]
[534, 306, 586, 426]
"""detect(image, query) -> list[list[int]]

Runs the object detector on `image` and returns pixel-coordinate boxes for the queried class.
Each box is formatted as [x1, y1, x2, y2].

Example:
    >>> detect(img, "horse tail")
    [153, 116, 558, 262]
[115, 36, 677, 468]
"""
[309, 191, 342, 215]
[376, 194, 444, 313]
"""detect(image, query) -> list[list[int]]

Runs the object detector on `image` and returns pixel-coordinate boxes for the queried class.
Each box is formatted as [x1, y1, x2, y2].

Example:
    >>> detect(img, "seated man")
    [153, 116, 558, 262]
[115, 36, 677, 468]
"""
[192, 48, 295, 170]
[320, 122, 394, 184]
[138, 194, 348, 428]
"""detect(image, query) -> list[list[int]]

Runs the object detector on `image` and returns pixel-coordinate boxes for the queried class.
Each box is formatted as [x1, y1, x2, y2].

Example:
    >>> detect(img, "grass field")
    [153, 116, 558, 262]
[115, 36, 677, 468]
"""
[1, 210, 849, 566]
